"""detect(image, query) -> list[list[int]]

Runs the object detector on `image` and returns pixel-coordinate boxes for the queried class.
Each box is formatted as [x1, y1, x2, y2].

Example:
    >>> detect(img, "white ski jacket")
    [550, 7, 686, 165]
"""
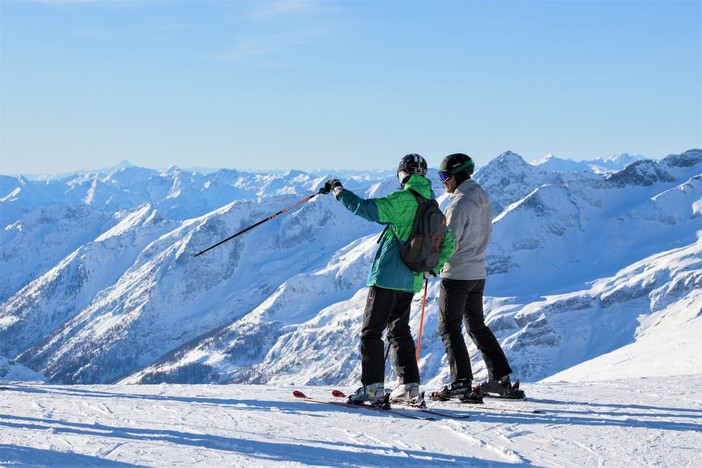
[440, 178, 493, 280]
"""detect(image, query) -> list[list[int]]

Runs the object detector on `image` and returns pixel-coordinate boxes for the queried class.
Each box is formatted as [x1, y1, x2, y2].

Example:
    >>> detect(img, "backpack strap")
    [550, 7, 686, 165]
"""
[407, 188, 426, 204]
[377, 189, 425, 244]
[377, 224, 390, 243]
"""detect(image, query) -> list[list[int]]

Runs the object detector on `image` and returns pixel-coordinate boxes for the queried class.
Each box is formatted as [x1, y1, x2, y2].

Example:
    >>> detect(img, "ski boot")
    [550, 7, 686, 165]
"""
[389, 383, 427, 407]
[429, 380, 483, 404]
[389, 382, 419, 403]
[474, 376, 526, 399]
[347, 382, 389, 408]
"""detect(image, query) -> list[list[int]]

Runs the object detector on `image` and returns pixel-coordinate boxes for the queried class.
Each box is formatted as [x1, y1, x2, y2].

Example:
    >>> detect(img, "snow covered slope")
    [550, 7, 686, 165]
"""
[1, 150, 700, 388]
[0, 358, 45, 382]
[0, 377, 700, 467]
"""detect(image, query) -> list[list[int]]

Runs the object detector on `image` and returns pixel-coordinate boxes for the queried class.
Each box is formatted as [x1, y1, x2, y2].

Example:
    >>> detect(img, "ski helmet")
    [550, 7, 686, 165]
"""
[439, 153, 474, 183]
[397, 153, 428, 185]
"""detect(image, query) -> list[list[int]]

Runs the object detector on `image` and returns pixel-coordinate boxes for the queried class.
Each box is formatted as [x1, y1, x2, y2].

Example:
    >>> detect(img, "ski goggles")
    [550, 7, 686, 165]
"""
[439, 160, 474, 182]
[438, 171, 453, 182]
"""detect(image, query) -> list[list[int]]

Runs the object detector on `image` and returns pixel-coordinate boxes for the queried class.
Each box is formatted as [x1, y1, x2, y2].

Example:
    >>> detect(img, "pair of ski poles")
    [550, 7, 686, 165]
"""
[194, 189, 430, 362]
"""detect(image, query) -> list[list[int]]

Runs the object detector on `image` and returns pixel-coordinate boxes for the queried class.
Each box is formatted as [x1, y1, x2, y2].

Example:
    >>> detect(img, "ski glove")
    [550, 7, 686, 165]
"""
[423, 270, 437, 279]
[321, 178, 343, 198]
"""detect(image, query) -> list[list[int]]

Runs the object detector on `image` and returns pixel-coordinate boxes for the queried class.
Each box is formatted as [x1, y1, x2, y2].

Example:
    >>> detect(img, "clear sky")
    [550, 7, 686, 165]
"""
[1, 0, 700, 175]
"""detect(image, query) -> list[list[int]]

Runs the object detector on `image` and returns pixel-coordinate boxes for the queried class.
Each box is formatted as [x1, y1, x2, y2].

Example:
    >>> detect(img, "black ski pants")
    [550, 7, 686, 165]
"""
[438, 278, 512, 383]
[360, 286, 420, 386]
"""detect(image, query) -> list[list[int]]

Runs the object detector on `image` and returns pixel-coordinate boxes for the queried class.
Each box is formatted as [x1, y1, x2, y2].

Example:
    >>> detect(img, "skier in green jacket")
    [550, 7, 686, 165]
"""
[321, 154, 454, 404]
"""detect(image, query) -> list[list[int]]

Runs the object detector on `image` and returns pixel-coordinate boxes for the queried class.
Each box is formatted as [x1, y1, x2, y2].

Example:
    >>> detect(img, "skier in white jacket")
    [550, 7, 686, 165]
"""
[434, 153, 523, 401]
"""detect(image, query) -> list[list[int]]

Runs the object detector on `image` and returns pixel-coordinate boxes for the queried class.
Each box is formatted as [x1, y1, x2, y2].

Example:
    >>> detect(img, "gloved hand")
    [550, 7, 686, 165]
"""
[423, 270, 436, 279]
[320, 178, 343, 198]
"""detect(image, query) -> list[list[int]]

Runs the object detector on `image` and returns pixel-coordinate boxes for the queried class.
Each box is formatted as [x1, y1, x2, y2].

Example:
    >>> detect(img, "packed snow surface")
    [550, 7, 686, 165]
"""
[1, 375, 700, 467]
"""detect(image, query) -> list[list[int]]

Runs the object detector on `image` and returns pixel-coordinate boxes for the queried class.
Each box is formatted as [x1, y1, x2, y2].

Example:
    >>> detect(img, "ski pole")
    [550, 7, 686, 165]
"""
[415, 278, 429, 362]
[193, 190, 322, 257]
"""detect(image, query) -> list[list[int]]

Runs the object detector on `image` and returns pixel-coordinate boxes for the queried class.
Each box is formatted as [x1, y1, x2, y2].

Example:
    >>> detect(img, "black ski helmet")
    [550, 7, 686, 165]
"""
[439, 153, 474, 185]
[397, 153, 428, 185]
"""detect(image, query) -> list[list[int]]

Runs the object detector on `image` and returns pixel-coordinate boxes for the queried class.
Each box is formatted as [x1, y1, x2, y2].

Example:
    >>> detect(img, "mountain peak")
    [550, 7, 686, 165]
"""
[162, 165, 184, 176]
[496, 150, 526, 162]
[483, 151, 532, 173]
[531, 153, 557, 165]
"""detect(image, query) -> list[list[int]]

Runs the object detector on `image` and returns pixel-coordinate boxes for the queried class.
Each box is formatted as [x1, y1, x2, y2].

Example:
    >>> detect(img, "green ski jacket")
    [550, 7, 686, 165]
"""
[337, 174, 455, 293]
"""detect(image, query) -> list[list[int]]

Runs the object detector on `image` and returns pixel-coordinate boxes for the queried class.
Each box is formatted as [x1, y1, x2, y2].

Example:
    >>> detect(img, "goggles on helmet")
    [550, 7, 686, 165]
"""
[439, 160, 474, 182]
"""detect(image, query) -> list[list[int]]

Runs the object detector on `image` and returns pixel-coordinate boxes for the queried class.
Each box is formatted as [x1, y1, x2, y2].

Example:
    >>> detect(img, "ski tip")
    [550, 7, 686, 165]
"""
[292, 390, 308, 398]
[331, 389, 346, 398]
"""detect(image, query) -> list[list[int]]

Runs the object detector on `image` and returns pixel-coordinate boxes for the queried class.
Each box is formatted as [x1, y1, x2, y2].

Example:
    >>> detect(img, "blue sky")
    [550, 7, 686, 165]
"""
[1, 0, 700, 175]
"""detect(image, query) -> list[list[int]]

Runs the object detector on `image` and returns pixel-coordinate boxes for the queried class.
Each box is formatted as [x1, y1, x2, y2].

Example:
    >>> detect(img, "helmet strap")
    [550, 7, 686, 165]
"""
[398, 170, 411, 186]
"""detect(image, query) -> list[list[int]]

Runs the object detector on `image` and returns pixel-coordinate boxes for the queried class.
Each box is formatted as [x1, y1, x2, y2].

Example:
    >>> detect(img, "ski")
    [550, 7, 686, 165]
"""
[292, 390, 436, 421]
[433, 399, 543, 414]
[426, 379, 540, 414]
[331, 389, 469, 419]
[466, 404, 542, 415]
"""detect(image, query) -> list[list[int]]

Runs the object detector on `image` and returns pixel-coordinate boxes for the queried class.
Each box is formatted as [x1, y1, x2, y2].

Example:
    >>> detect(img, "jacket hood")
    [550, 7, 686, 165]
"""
[403, 174, 435, 199]
[455, 179, 490, 208]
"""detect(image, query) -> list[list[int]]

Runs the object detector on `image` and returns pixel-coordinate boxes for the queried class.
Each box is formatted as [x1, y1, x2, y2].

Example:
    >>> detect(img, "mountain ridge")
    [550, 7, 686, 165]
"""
[1, 149, 700, 386]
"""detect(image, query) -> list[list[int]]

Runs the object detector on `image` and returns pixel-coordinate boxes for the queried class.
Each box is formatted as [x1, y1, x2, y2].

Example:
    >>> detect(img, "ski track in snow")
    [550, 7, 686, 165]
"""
[1, 376, 701, 467]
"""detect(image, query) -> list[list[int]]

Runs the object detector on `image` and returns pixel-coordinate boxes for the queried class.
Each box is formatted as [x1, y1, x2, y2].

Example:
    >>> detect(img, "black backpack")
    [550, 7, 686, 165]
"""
[397, 190, 447, 273]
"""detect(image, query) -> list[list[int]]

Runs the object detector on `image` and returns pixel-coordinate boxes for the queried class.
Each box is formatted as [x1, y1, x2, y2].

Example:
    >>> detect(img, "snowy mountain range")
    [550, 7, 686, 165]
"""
[530, 152, 644, 173]
[1, 149, 700, 388]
